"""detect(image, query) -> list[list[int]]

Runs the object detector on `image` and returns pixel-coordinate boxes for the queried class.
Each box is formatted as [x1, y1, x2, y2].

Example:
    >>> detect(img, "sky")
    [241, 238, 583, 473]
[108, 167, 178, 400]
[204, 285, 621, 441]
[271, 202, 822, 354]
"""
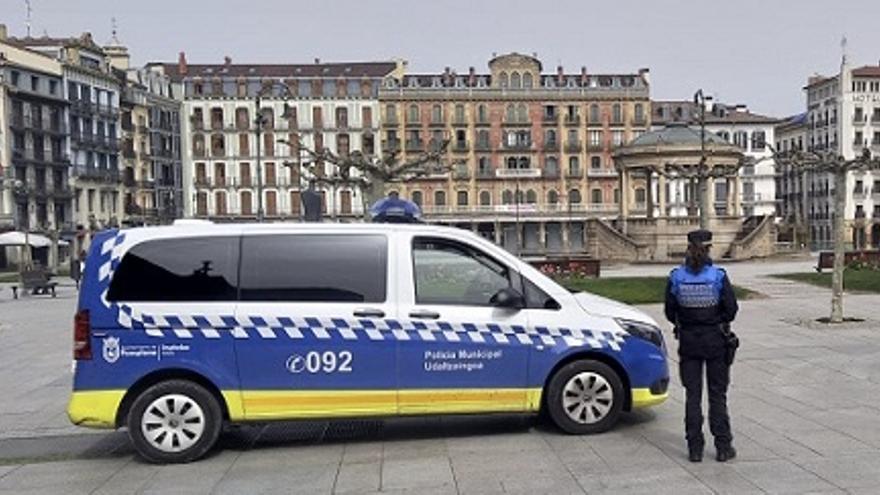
[4, 0, 880, 117]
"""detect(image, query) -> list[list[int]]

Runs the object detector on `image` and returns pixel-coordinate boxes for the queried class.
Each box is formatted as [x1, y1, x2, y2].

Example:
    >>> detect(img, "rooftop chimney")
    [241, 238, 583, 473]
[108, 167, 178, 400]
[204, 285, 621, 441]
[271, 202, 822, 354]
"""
[557, 65, 564, 85]
[580, 66, 588, 84]
[178, 51, 188, 76]
[638, 68, 650, 85]
[468, 66, 475, 86]
[224, 55, 231, 66]
[314, 57, 321, 64]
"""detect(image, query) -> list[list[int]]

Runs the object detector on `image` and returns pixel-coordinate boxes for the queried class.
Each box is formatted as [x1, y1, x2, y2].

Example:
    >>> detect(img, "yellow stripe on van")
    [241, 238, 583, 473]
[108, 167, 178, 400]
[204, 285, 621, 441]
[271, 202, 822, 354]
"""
[67, 390, 126, 428]
[229, 388, 544, 421]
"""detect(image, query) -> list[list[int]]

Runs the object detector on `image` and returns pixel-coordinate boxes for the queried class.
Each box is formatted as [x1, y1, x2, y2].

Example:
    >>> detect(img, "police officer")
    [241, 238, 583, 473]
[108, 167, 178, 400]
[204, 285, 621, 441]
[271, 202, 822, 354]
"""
[664, 229, 739, 463]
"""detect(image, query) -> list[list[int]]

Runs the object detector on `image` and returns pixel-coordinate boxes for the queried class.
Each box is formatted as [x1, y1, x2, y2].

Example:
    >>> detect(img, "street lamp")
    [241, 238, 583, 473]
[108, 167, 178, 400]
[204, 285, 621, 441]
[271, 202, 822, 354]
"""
[0, 175, 30, 268]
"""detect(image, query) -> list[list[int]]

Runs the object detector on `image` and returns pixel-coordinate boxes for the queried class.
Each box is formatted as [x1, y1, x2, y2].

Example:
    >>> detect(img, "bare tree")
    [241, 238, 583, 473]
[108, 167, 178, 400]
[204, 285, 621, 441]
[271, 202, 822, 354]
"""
[769, 145, 880, 323]
[278, 138, 455, 218]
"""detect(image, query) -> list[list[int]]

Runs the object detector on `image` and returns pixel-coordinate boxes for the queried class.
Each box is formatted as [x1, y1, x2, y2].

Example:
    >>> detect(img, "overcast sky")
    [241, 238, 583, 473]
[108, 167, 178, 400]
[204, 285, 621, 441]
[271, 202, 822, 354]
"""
[5, 0, 880, 117]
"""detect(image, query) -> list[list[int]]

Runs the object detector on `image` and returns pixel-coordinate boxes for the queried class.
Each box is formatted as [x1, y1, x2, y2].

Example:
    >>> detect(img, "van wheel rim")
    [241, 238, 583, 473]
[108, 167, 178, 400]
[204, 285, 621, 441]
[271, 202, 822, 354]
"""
[141, 394, 205, 453]
[562, 372, 613, 425]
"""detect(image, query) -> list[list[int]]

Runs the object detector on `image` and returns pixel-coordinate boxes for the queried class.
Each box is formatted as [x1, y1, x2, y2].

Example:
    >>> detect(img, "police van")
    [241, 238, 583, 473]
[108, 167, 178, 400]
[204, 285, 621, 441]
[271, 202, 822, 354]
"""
[69, 222, 669, 463]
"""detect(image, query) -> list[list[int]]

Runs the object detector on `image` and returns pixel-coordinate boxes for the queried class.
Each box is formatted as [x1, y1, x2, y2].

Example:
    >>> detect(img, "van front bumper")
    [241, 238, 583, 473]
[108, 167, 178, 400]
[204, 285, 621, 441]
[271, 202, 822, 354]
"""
[631, 377, 669, 408]
[67, 390, 125, 428]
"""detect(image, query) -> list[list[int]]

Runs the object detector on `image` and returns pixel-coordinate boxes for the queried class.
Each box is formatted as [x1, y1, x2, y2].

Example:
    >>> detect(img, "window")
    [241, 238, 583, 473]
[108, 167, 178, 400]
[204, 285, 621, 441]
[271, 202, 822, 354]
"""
[591, 188, 603, 204]
[31, 75, 39, 91]
[569, 189, 581, 204]
[589, 131, 602, 146]
[523, 73, 533, 89]
[454, 104, 465, 123]
[499, 72, 509, 88]
[413, 238, 511, 306]
[591, 156, 601, 169]
[240, 235, 387, 302]
[517, 104, 528, 122]
[477, 104, 488, 123]
[479, 190, 491, 206]
[457, 190, 468, 206]
[635, 187, 646, 203]
[432, 104, 443, 123]
[589, 104, 600, 123]
[612, 104, 622, 123]
[612, 131, 623, 146]
[407, 104, 420, 123]
[634, 103, 644, 123]
[511, 72, 521, 89]
[434, 190, 446, 206]
[107, 237, 239, 302]
[412, 190, 423, 206]
[752, 131, 766, 150]
[548, 190, 559, 204]
[526, 190, 537, 204]
[241, 191, 253, 215]
[569, 157, 580, 176]
[335, 107, 348, 128]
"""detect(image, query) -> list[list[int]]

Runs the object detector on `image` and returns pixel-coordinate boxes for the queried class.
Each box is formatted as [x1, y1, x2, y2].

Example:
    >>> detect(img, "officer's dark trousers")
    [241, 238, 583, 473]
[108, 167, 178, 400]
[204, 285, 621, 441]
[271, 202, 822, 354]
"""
[679, 332, 732, 450]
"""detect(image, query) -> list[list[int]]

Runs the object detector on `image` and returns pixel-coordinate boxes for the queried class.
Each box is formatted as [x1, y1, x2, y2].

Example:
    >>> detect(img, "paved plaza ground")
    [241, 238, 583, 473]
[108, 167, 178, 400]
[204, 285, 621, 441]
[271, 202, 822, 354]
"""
[0, 256, 878, 494]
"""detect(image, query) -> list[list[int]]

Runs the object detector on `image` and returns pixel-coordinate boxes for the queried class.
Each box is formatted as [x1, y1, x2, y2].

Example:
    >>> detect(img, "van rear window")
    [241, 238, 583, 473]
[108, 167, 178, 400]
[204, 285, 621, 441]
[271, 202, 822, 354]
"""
[239, 234, 387, 302]
[107, 236, 239, 302]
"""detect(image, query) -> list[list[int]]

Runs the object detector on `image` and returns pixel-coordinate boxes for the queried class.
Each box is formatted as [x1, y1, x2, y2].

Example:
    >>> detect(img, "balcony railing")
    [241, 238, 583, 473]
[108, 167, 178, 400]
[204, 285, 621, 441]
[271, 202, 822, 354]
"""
[503, 142, 533, 152]
[405, 140, 424, 152]
[853, 115, 867, 125]
[495, 168, 541, 179]
[453, 141, 470, 152]
[564, 115, 580, 126]
[474, 141, 492, 152]
[543, 141, 559, 152]
[542, 114, 559, 125]
[565, 141, 583, 153]
[587, 168, 618, 178]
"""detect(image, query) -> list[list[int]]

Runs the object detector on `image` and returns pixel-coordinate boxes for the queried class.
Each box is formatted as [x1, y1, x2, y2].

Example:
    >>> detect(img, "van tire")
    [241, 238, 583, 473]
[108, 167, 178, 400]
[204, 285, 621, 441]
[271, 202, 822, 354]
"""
[546, 360, 624, 435]
[127, 380, 222, 463]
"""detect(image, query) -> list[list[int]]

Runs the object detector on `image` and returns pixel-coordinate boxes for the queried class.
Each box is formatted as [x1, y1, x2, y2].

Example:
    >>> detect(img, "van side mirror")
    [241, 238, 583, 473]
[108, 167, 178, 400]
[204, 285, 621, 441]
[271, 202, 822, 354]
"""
[490, 287, 525, 309]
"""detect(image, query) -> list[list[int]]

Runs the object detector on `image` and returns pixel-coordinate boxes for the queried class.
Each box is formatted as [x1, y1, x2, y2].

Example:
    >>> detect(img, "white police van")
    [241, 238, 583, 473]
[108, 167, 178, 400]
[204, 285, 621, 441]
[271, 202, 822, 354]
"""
[69, 221, 669, 463]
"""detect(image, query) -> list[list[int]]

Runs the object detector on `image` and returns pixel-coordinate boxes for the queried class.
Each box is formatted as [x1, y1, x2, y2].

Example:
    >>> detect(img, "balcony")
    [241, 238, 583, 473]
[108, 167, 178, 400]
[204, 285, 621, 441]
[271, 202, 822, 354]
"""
[474, 141, 492, 152]
[475, 119, 491, 127]
[453, 168, 471, 180]
[566, 169, 583, 179]
[382, 116, 399, 127]
[872, 114, 880, 124]
[542, 141, 559, 152]
[503, 142, 533, 152]
[428, 139, 445, 153]
[587, 168, 618, 178]
[495, 168, 541, 179]
[429, 119, 445, 128]
[453, 140, 470, 153]
[381, 140, 401, 153]
[405, 140, 424, 152]
[564, 115, 580, 126]
[452, 118, 468, 127]
[853, 115, 867, 126]
[476, 169, 494, 179]
[587, 143, 603, 151]
[405, 119, 421, 128]
[565, 141, 583, 153]
[542, 114, 559, 125]
[543, 168, 560, 179]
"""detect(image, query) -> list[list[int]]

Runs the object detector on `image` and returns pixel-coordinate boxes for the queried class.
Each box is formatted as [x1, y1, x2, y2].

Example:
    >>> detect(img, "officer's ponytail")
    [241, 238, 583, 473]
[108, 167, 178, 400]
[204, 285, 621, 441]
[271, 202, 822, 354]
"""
[685, 243, 710, 273]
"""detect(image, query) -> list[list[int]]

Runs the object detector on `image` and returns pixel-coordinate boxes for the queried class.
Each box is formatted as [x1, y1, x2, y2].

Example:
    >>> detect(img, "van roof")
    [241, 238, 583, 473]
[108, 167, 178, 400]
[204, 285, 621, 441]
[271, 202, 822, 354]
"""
[120, 221, 480, 238]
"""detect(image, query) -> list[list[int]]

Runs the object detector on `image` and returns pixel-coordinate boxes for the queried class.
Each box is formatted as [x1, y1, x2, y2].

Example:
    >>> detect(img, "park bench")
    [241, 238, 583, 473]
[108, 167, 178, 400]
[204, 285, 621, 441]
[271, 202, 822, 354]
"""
[11, 268, 57, 299]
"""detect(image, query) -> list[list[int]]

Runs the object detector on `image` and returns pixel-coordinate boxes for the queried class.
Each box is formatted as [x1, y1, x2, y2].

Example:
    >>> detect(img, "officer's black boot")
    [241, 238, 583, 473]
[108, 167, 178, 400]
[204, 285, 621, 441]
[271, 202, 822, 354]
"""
[715, 445, 736, 462]
[688, 445, 703, 463]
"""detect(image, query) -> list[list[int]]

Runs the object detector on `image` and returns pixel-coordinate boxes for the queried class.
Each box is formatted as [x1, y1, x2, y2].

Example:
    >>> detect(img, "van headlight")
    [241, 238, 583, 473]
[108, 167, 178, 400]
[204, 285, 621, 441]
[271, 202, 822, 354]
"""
[615, 318, 664, 349]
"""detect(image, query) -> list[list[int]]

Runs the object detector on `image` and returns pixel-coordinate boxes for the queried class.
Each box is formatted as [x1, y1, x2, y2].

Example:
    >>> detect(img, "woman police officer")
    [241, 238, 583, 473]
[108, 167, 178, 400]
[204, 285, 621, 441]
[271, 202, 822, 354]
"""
[664, 229, 739, 463]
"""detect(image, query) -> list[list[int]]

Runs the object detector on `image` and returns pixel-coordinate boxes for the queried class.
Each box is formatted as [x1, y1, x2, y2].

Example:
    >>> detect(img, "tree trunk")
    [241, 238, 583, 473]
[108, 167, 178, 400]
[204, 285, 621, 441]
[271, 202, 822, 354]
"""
[362, 178, 386, 220]
[830, 169, 846, 323]
[698, 175, 710, 229]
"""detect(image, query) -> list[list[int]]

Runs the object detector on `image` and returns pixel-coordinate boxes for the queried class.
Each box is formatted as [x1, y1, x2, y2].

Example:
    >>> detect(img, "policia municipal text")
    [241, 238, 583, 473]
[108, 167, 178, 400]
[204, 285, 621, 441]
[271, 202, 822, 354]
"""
[664, 229, 739, 463]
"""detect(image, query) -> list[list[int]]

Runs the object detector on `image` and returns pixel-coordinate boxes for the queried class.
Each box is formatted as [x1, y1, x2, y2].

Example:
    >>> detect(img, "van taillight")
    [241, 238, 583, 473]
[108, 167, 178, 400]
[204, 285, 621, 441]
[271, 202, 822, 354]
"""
[74, 309, 92, 360]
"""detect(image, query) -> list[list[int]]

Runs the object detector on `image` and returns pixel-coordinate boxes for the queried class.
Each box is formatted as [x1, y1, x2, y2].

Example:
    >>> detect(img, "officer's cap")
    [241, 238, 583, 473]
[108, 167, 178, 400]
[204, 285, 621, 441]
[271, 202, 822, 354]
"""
[687, 229, 713, 246]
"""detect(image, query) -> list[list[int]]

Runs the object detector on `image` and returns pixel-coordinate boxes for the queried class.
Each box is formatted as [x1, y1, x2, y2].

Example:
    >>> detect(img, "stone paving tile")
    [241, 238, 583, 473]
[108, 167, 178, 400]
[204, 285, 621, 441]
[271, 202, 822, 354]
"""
[213, 446, 341, 495]
[0, 458, 126, 493]
[731, 459, 841, 494]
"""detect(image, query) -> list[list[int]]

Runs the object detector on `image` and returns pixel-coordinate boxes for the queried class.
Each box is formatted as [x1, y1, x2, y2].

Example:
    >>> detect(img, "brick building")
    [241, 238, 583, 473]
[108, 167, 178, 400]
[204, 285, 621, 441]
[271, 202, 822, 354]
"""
[379, 53, 650, 255]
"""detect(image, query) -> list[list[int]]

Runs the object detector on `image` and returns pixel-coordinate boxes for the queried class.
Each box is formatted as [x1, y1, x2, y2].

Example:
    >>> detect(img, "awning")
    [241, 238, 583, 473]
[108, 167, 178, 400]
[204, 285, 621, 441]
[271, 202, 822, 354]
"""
[0, 232, 69, 247]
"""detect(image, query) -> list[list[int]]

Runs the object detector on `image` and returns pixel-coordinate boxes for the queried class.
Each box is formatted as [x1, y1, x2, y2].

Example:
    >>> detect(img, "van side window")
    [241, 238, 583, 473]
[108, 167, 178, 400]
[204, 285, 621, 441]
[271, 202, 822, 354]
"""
[413, 237, 511, 306]
[523, 277, 561, 310]
[107, 236, 239, 302]
[239, 234, 387, 302]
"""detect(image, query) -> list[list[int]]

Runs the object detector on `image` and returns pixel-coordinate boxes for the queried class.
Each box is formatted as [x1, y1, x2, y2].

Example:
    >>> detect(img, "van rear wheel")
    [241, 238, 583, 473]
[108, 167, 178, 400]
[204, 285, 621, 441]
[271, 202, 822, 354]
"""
[546, 360, 624, 434]
[127, 380, 222, 463]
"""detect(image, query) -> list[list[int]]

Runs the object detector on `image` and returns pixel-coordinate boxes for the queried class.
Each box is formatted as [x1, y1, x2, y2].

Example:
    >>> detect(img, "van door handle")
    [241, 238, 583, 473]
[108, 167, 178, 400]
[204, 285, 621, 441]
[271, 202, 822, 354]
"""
[409, 310, 440, 320]
[353, 308, 385, 318]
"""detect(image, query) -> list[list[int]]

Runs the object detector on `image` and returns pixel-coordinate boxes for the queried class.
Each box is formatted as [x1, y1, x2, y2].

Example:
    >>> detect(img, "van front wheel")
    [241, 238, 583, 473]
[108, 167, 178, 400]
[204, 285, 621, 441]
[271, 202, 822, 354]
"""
[127, 380, 222, 463]
[546, 360, 624, 434]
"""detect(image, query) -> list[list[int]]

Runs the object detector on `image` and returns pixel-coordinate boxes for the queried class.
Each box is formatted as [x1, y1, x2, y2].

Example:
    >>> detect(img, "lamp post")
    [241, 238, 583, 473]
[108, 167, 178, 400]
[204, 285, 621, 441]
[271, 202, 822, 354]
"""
[693, 89, 710, 229]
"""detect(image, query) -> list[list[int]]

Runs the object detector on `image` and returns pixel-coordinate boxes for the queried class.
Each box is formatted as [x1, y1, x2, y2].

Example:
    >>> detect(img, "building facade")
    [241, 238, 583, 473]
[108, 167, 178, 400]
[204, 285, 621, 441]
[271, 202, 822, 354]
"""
[803, 59, 880, 249]
[14, 33, 124, 254]
[651, 99, 779, 218]
[774, 113, 808, 245]
[152, 54, 400, 221]
[380, 53, 651, 255]
[110, 45, 184, 225]
[0, 29, 72, 268]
